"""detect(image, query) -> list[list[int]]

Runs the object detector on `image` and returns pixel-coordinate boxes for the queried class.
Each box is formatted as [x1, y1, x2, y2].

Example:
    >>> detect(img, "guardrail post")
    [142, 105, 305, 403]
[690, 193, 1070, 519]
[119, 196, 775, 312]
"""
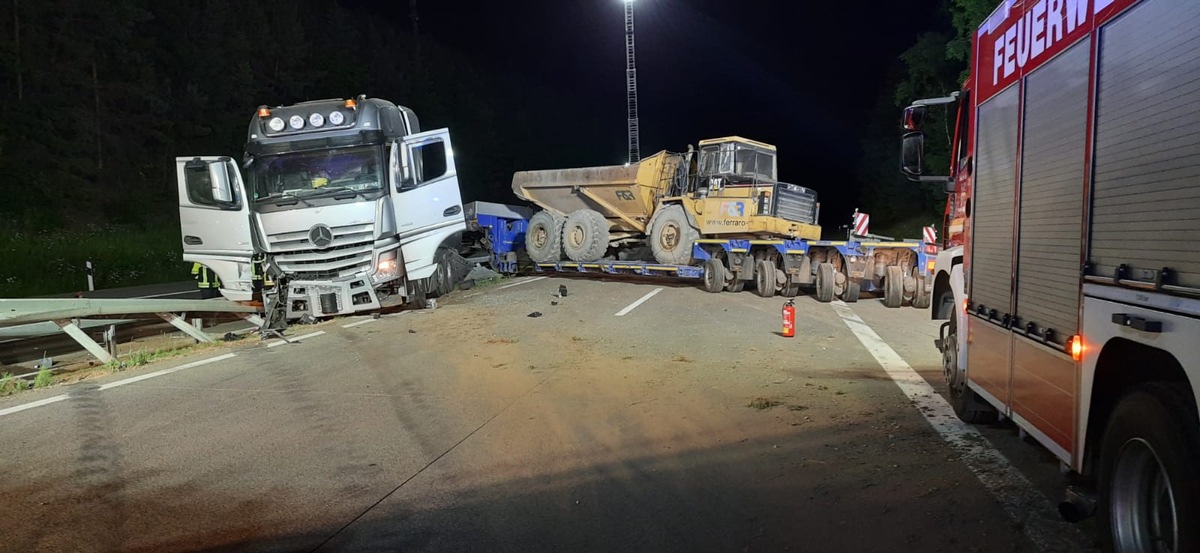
[53, 319, 114, 364]
[157, 313, 214, 344]
[85, 261, 95, 292]
[104, 324, 117, 357]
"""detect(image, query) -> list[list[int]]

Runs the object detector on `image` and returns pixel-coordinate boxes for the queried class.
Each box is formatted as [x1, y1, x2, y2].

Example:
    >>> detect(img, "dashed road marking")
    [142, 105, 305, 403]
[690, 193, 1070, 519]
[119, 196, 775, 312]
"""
[266, 331, 326, 348]
[830, 301, 1087, 553]
[342, 318, 377, 329]
[0, 353, 238, 418]
[497, 276, 548, 290]
[615, 287, 663, 317]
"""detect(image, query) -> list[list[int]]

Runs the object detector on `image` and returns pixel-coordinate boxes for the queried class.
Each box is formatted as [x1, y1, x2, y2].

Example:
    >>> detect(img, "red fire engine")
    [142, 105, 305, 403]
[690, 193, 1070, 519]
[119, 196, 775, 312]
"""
[901, 0, 1200, 550]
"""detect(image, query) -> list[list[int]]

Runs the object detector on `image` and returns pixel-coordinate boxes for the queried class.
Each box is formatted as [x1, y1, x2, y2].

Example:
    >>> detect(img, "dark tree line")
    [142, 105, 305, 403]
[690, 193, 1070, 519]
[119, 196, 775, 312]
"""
[0, 0, 607, 231]
[855, 0, 994, 237]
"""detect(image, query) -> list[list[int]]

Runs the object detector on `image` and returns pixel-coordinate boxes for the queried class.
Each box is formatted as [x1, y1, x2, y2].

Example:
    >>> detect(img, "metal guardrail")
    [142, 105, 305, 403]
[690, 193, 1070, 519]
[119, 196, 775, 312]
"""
[0, 299, 262, 364]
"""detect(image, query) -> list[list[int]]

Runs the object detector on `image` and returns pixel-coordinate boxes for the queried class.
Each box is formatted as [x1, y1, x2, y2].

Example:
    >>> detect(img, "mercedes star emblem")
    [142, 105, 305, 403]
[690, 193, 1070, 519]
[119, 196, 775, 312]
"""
[309, 224, 334, 249]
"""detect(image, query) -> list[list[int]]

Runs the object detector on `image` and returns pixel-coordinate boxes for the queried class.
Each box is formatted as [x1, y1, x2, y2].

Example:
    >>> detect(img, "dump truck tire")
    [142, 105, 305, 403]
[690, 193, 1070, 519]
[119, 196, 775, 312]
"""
[649, 205, 699, 265]
[702, 257, 725, 293]
[884, 265, 904, 308]
[815, 262, 835, 302]
[526, 211, 565, 263]
[562, 209, 610, 262]
[754, 260, 776, 298]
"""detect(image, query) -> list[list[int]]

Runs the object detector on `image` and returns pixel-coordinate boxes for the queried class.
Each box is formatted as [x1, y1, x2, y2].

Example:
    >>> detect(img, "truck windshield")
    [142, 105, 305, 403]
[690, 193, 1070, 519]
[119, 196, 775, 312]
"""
[251, 146, 385, 203]
[699, 142, 776, 184]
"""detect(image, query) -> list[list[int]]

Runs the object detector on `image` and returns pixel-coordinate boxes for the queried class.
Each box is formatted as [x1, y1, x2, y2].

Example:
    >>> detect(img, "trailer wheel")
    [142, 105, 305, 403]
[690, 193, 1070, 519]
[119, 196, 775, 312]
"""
[725, 278, 746, 293]
[562, 209, 610, 262]
[815, 262, 835, 303]
[840, 279, 860, 303]
[754, 260, 777, 298]
[781, 276, 802, 298]
[883, 265, 904, 308]
[1098, 384, 1200, 553]
[912, 275, 931, 309]
[526, 211, 565, 263]
[702, 257, 725, 294]
[649, 205, 699, 265]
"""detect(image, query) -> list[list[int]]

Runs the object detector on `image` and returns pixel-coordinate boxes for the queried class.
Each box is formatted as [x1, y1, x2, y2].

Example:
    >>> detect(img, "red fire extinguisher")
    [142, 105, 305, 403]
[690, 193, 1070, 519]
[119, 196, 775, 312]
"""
[782, 299, 796, 338]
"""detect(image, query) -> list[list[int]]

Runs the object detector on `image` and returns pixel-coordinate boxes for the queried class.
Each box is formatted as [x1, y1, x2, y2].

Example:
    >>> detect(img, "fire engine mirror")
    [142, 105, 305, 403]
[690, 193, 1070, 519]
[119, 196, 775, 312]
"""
[209, 163, 234, 204]
[902, 106, 927, 132]
[901, 132, 924, 179]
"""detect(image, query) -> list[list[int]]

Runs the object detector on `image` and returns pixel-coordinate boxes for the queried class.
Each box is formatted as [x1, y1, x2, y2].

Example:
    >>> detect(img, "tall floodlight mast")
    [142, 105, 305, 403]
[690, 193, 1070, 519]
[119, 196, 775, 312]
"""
[624, 0, 640, 164]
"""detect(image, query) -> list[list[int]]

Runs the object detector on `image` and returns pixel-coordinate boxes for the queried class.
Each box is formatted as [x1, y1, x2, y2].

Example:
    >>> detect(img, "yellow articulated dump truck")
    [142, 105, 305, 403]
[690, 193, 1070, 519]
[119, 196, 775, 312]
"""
[512, 137, 833, 297]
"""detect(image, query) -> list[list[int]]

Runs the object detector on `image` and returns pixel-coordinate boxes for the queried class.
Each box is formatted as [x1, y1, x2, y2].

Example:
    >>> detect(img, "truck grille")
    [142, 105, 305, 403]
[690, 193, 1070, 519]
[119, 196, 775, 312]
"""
[773, 183, 818, 225]
[267, 223, 374, 280]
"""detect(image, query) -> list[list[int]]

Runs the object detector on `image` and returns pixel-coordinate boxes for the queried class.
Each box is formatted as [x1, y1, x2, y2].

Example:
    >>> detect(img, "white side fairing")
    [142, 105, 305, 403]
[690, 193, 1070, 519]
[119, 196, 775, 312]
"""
[176, 156, 255, 301]
[392, 128, 467, 281]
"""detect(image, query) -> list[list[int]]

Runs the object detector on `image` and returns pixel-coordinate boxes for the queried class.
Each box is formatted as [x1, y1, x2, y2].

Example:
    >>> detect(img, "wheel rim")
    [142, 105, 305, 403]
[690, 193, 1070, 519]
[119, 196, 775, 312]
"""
[659, 223, 680, 250]
[1111, 438, 1179, 553]
[568, 224, 585, 249]
[532, 225, 549, 249]
[942, 335, 963, 393]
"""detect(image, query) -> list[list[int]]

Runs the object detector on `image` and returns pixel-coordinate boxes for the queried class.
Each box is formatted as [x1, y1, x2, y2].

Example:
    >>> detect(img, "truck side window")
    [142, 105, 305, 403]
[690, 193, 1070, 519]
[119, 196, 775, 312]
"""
[411, 141, 448, 185]
[185, 165, 218, 207]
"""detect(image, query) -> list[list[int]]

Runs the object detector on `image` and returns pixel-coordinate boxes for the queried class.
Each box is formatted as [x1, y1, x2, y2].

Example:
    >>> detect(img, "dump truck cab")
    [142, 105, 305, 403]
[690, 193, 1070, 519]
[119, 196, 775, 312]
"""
[693, 136, 777, 192]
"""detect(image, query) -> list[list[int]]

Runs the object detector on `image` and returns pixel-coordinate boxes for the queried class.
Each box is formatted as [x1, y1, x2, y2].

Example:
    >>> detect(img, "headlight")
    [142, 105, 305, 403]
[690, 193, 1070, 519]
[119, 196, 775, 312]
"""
[373, 250, 401, 283]
[328, 111, 345, 125]
[309, 112, 325, 127]
[289, 115, 305, 130]
[268, 117, 286, 132]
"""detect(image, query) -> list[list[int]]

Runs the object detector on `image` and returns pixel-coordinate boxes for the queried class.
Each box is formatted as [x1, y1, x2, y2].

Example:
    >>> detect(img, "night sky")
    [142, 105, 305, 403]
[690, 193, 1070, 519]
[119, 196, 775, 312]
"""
[354, 0, 943, 223]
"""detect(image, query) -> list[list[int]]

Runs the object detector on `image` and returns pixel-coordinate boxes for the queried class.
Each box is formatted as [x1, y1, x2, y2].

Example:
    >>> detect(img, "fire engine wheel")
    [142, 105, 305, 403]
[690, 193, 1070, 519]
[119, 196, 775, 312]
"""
[911, 267, 931, 309]
[945, 316, 996, 424]
[701, 257, 725, 294]
[562, 209, 610, 262]
[526, 211, 565, 264]
[883, 265, 904, 308]
[649, 205, 699, 265]
[840, 279, 860, 303]
[1098, 383, 1200, 553]
[814, 262, 835, 303]
[754, 260, 777, 298]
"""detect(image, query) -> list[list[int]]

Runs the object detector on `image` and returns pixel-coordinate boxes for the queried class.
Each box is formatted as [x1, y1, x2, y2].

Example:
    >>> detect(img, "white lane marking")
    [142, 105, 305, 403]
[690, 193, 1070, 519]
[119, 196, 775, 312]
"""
[266, 331, 326, 348]
[99, 353, 237, 391]
[830, 301, 1087, 553]
[0, 394, 70, 417]
[497, 276, 548, 290]
[341, 318, 377, 329]
[0, 353, 238, 417]
[615, 288, 664, 317]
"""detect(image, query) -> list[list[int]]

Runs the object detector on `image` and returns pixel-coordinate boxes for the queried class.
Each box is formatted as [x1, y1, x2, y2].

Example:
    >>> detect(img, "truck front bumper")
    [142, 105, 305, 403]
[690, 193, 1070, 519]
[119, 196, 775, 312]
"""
[284, 275, 382, 319]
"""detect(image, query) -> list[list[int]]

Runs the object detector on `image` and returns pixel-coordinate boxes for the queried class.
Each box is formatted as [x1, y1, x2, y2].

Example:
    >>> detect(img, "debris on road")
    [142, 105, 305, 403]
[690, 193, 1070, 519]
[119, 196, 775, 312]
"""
[558, 284, 568, 297]
[527, 312, 543, 318]
[748, 397, 783, 410]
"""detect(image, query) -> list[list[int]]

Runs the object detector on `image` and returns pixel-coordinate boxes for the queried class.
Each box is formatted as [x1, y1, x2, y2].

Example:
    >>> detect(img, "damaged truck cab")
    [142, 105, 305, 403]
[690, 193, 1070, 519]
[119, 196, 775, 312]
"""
[177, 96, 466, 321]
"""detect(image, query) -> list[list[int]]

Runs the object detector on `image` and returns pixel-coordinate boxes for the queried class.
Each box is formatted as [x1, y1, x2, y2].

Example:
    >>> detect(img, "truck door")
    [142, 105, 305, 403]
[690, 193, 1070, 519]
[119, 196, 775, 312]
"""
[176, 156, 255, 296]
[393, 129, 467, 281]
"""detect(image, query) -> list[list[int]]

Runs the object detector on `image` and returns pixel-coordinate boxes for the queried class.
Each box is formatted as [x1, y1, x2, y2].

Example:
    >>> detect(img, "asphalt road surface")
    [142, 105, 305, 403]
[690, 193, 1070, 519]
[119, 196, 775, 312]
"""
[0, 276, 1098, 552]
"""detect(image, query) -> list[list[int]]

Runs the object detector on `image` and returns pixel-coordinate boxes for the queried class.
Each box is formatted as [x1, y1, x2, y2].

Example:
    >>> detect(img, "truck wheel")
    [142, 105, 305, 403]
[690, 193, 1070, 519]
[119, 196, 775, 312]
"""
[562, 209, 610, 262]
[649, 205, 699, 265]
[945, 316, 997, 423]
[428, 249, 454, 298]
[725, 278, 746, 293]
[781, 276, 801, 298]
[815, 262, 835, 303]
[883, 265, 904, 308]
[1098, 384, 1200, 553]
[840, 279, 860, 303]
[754, 260, 777, 298]
[702, 257, 725, 293]
[526, 211, 565, 263]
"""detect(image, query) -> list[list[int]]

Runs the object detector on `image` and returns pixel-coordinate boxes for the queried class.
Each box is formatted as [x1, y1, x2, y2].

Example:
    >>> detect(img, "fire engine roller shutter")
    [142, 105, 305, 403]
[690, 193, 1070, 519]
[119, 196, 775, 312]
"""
[1016, 39, 1090, 344]
[1091, 0, 1200, 290]
[970, 86, 1020, 317]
